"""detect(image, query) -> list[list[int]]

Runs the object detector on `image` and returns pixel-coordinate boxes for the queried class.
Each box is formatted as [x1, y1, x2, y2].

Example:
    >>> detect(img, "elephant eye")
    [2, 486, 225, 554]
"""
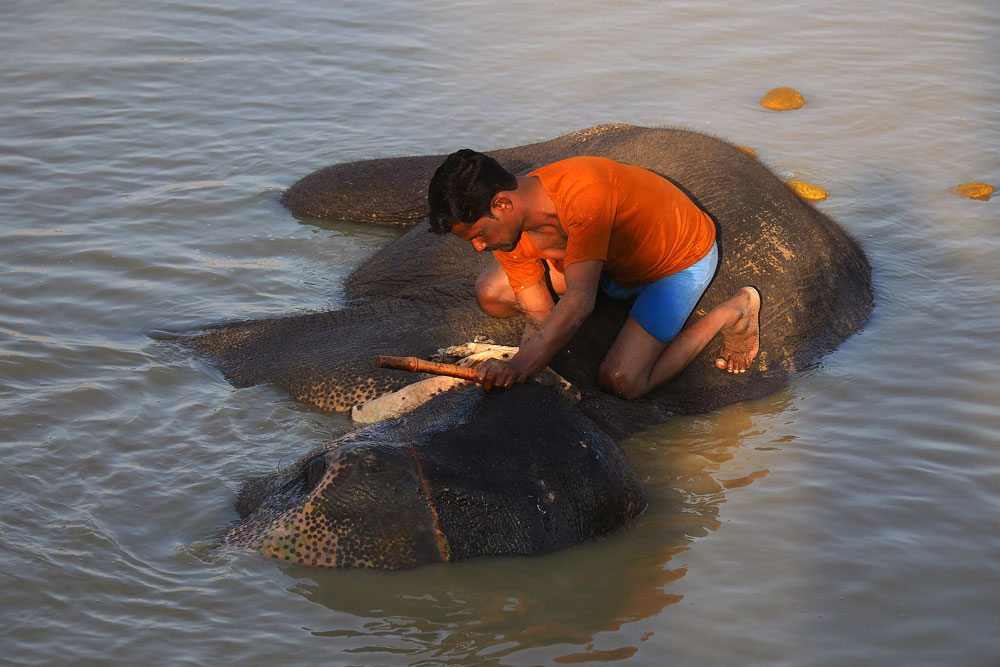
[303, 455, 328, 491]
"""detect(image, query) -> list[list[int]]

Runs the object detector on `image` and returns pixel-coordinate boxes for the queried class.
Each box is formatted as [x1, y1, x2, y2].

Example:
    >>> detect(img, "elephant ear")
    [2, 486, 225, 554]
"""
[344, 221, 496, 306]
[282, 154, 445, 226]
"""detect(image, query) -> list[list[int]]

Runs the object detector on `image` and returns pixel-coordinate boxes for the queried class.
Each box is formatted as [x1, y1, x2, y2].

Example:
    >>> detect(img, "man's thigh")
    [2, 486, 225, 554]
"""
[608, 243, 718, 343]
[600, 316, 668, 379]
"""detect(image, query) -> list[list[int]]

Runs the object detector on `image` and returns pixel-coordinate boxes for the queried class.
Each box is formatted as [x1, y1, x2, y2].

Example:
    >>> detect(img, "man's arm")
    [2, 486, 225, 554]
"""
[476, 259, 603, 390]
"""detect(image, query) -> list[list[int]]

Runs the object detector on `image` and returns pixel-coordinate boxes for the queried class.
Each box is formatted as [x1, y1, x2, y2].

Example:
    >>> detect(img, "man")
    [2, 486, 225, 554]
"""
[427, 149, 760, 399]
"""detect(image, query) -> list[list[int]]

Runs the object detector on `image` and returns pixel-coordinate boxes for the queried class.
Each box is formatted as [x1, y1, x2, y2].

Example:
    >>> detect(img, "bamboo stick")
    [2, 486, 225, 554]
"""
[375, 355, 479, 382]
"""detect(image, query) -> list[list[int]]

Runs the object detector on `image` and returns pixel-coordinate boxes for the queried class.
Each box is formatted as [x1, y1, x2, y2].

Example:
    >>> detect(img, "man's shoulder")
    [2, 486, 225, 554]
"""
[532, 157, 619, 206]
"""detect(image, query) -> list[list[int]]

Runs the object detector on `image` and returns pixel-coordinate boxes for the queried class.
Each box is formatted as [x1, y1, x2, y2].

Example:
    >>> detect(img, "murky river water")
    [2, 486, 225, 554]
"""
[2, 0, 998, 664]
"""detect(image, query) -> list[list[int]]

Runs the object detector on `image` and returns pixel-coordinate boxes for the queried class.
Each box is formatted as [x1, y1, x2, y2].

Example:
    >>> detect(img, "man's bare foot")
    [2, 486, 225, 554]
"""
[715, 286, 761, 374]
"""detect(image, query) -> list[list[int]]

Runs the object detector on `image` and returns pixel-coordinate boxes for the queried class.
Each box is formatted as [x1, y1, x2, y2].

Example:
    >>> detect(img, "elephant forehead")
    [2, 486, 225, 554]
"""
[227, 441, 447, 569]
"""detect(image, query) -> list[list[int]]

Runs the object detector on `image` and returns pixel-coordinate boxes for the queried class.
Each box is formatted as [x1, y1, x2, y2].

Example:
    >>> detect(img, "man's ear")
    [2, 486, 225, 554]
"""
[492, 194, 513, 213]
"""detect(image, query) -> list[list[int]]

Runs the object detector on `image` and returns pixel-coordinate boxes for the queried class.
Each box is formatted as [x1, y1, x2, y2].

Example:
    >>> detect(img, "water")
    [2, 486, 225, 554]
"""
[2, 0, 998, 664]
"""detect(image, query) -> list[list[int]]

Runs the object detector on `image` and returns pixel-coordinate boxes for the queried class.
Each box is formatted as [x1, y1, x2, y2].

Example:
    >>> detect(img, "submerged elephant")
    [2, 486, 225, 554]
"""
[184, 124, 873, 568]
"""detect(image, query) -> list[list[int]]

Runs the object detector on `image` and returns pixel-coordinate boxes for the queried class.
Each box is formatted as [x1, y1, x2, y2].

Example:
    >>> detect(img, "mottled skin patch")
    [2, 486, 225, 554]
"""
[228, 441, 444, 568]
[299, 375, 395, 412]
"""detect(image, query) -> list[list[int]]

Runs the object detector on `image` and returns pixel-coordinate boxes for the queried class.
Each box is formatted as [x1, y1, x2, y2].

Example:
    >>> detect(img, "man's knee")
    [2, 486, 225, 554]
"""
[597, 360, 642, 401]
[475, 270, 518, 318]
[473, 272, 494, 311]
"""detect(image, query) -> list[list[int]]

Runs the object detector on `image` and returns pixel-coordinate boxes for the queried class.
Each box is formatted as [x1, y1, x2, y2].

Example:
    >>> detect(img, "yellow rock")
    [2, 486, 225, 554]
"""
[955, 182, 995, 201]
[786, 180, 828, 201]
[736, 145, 758, 157]
[760, 87, 806, 111]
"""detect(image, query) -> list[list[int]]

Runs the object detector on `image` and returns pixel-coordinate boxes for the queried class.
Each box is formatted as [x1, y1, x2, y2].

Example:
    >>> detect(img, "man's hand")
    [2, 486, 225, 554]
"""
[475, 358, 528, 391]
[476, 259, 603, 391]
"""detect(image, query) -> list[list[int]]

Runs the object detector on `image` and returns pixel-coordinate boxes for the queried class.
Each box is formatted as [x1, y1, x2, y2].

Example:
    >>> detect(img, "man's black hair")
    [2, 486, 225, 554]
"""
[427, 149, 517, 234]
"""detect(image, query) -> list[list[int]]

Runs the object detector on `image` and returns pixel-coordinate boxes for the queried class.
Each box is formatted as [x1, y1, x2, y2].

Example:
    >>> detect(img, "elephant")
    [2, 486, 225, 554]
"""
[181, 124, 873, 568]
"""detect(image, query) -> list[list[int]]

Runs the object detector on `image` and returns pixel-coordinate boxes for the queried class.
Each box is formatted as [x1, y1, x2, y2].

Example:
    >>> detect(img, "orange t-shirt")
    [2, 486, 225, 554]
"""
[494, 156, 716, 292]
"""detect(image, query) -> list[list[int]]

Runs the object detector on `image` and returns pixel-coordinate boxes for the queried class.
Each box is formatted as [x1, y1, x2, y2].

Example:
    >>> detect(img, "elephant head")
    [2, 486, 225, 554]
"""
[224, 384, 647, 569]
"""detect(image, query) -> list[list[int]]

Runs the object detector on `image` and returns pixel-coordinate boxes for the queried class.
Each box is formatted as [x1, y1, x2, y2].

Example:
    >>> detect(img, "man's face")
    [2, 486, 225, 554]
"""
[451, 210, 521, 253]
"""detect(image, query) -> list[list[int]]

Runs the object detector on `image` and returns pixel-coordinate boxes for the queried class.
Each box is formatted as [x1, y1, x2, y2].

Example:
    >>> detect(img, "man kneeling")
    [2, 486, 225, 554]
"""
[427, 150, 760, 399]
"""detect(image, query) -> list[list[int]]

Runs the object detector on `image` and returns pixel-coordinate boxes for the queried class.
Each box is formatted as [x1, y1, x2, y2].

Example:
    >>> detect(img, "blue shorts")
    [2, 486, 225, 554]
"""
[599, 242, 718, 343]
